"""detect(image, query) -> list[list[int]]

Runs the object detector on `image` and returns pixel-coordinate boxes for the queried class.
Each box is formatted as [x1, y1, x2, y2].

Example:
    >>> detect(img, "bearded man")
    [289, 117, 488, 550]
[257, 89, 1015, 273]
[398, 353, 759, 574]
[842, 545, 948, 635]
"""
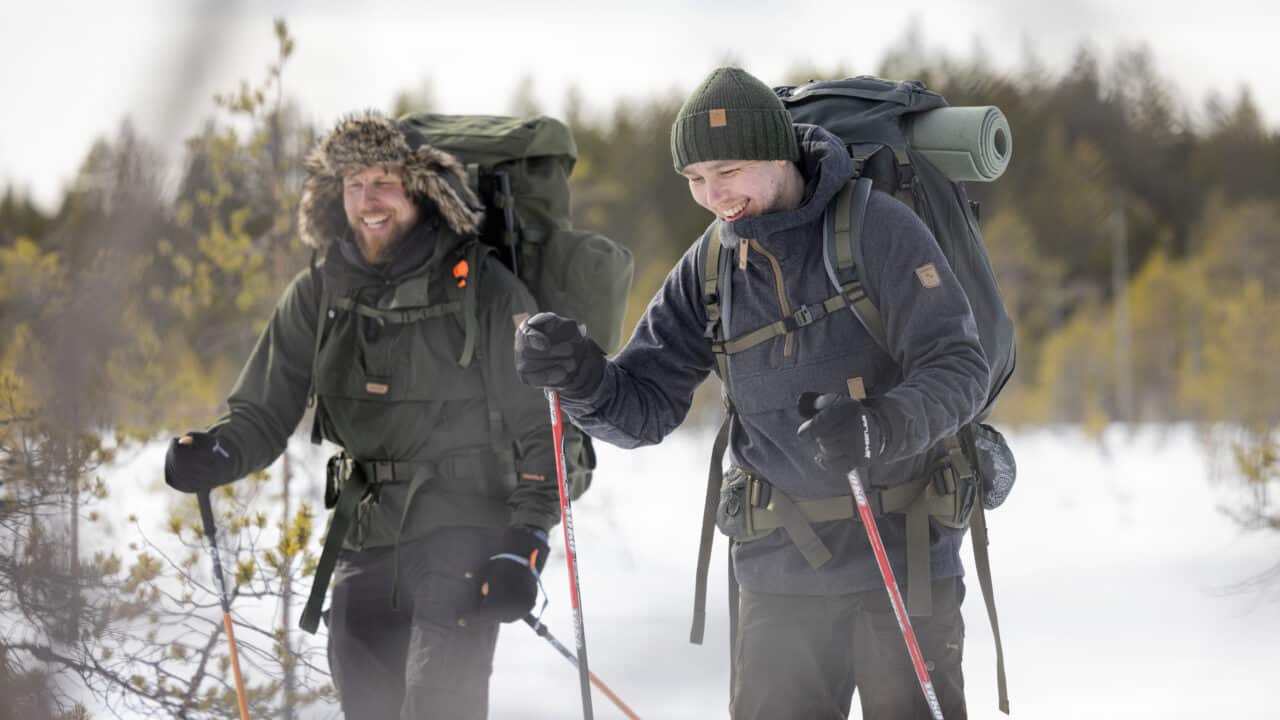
[165, 111, 558, 719]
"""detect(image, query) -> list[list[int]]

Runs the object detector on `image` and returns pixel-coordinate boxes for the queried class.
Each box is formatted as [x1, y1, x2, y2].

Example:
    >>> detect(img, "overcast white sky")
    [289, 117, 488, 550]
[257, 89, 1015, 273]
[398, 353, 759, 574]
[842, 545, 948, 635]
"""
[2, 0, 1277, 211]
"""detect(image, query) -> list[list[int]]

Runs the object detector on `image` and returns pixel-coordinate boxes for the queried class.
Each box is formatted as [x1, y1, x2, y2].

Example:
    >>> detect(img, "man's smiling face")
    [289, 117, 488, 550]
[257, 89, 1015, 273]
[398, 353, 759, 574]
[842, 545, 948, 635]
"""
[342, 164, 420, 262]
[682, 158, 796, 222]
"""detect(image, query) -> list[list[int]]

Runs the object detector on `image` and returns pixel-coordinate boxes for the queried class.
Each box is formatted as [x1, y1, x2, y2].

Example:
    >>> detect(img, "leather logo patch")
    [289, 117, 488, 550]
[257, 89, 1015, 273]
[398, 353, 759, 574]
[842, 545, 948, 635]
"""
[365, 382, 390, 395]
[709, 108, 727, 128]
[847, 377, 867, 400]
[916, 263, 941, 289]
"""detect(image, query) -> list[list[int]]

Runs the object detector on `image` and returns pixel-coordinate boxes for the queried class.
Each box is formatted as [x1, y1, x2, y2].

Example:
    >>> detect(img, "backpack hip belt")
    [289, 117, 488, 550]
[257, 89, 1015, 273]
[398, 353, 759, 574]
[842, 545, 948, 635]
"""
[301, 454, 440, 634]
[716, 466, 866, 571]
[714, 437, 975, 583]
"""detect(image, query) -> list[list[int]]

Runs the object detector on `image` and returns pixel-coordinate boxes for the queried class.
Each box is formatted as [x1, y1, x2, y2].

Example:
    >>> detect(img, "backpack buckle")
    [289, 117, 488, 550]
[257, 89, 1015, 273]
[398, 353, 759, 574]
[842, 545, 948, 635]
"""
[746, 473, 772, 509]
[790, 304, 817, 329]
[704, 315, 721, 341]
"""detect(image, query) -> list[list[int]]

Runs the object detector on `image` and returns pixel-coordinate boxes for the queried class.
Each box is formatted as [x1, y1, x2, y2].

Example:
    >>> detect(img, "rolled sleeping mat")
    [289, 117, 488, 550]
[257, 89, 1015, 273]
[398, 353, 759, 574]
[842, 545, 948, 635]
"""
[905, 106, 1012, 182]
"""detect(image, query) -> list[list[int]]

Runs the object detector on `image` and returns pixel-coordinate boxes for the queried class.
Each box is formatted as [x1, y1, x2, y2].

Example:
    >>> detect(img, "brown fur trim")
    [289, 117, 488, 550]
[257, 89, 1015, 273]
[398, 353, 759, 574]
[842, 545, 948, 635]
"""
[297, 110, 482, 248]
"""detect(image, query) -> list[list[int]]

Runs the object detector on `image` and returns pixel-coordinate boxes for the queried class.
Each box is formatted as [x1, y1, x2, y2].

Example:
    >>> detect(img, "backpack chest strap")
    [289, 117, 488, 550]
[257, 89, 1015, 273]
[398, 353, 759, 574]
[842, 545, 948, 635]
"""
[712, 289, 861, 356]
[331, 296, 462, 325]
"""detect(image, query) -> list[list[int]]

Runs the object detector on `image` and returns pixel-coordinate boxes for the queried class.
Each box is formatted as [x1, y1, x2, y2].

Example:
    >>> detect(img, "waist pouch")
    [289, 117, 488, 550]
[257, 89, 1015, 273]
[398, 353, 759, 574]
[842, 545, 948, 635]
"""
[971, 423, 1016, 510]
[714, 466, 776, 544]
[716, 466, 861, 570]
[888, 424, 1013, 531]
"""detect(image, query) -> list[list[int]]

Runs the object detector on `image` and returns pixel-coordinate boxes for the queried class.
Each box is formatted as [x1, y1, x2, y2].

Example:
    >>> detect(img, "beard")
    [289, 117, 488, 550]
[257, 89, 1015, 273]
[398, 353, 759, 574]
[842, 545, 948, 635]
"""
[349, 208, 421, 263]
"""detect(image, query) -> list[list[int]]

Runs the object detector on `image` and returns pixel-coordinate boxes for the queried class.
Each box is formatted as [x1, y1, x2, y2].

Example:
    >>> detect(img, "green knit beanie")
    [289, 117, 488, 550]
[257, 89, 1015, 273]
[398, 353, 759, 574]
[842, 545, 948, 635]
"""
[670, 67, 800, 172]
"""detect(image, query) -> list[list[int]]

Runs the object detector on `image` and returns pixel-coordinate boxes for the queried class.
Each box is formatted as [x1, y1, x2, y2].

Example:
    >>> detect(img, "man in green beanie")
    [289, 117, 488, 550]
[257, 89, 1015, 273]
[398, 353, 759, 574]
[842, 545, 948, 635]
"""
[516, 66, 987, 718]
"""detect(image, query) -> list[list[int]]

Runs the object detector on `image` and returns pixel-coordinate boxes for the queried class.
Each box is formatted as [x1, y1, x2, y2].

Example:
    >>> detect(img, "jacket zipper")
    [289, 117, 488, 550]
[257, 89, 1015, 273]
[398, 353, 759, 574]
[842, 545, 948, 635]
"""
[748, 238, 795, 357]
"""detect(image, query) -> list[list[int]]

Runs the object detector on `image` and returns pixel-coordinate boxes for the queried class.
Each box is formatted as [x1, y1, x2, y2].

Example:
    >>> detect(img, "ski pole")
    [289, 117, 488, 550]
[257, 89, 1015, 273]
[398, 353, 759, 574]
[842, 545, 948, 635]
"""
[197, 490, 251, 720]
[523, 614, 641, 719]
[546, 390, 594, 720]
[844, 413, 944, 720]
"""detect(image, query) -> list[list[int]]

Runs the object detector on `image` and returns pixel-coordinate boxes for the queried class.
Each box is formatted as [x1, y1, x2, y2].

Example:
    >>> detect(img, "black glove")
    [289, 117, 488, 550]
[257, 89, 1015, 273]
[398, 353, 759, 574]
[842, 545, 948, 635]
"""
[514, 312, 606, 399]
[163, 431, 239, 494]
[475, 527, 550, 623]
[796, 392, 887, 471]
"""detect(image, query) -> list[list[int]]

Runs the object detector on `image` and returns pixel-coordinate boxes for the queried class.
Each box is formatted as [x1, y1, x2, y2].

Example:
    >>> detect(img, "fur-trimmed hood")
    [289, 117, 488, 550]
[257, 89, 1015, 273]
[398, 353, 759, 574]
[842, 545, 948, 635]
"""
[298, 110, 483, 248]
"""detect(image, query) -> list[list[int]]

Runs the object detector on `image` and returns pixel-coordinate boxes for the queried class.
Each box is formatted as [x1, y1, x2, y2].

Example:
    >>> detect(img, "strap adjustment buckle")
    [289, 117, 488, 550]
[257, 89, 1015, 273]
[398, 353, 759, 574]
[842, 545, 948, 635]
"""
[792, 304, 816, 328]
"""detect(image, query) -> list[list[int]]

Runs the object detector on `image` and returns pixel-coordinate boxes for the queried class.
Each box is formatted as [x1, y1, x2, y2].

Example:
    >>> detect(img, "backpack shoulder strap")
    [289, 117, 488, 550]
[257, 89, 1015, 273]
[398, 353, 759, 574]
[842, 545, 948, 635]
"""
[823, 177, 889, 352]
[308, 251, 333, 446]
[458, 241, 517, 476]
[702, 224, 726, 373]
[455, 241, 494, 368]
[691, 226, 734, 646]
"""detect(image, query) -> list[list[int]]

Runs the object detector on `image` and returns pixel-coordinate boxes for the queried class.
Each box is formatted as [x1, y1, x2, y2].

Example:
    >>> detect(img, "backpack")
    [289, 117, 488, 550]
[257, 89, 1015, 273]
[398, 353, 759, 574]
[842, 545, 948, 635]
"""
[397, 113, 636, 500]
[693, 77, 1016, 714]
[779, 76, 1015, 414]
[298, 115, 630, 635]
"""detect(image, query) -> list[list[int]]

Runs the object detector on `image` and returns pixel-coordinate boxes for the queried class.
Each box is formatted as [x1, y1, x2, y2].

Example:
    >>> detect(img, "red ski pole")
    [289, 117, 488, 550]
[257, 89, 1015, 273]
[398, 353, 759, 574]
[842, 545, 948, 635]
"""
[844, 411, 944, 720]
[546, 390, 595, 720]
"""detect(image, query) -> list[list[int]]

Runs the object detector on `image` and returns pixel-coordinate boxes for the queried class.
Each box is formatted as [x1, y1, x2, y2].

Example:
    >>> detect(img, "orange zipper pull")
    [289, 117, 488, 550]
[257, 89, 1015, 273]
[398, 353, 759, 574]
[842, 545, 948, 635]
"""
[738, 237, 749, 270]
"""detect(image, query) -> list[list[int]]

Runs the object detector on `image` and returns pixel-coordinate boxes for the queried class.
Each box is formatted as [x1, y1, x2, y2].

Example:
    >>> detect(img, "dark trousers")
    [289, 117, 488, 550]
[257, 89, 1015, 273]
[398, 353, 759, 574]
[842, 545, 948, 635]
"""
[327, 527, 502, 720]
[732, 577, 967, 720]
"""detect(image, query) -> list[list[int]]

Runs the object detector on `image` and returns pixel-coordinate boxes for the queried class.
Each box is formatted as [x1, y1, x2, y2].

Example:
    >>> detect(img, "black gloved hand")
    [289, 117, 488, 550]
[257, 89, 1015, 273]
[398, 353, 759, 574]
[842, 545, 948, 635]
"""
[475, 527, 550, 623]
[796, 392, 887, 471]
[163, 432, 239, 494]
[514, 312, 606, 399]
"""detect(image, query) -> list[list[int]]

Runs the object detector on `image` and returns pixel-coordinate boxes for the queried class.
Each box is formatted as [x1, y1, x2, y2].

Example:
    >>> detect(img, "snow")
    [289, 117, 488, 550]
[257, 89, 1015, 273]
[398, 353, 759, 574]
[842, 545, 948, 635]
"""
[491, 424, 1280, 719]
[96, 423, 1279, 718]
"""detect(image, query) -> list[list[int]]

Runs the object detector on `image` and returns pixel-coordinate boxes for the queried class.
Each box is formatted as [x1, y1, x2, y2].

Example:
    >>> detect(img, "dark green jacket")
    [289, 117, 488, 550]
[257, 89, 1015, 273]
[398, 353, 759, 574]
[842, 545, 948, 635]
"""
[210, 220, 560, 546]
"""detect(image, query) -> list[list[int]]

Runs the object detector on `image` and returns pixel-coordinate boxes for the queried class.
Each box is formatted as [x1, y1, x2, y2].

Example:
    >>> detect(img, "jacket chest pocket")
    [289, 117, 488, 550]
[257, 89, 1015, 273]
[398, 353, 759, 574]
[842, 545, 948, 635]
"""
[315, 311, 486, 403]
[730, 352, 872, 416]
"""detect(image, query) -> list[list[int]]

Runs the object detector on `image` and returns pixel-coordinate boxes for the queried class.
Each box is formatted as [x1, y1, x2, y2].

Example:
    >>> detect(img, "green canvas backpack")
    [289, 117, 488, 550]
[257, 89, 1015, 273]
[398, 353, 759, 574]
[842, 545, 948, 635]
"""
[399, 113, 635, 500]
[299, 115, 632, 635]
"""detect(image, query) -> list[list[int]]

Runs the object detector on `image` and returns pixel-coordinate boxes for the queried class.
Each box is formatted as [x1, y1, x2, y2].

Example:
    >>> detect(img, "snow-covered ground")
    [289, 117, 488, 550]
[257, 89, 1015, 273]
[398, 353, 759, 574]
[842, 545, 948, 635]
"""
[491, 424, 1279, 719]
[102, 424, 1279, 718]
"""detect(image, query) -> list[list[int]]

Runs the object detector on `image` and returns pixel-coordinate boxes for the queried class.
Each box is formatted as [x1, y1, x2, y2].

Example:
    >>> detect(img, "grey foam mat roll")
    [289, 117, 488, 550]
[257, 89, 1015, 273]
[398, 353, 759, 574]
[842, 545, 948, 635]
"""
[906, 106, 1012, 182]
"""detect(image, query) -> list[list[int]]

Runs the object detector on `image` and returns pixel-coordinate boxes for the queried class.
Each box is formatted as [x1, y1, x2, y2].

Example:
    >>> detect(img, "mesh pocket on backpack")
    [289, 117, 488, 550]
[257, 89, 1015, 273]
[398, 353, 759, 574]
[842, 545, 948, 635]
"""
[972, 423, 1016, 510]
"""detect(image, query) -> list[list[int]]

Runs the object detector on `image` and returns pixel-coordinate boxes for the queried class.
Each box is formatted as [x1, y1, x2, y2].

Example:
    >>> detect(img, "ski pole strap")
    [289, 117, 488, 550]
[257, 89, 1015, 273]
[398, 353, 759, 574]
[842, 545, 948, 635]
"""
[690, 413, 731, 645]
[970, 502, 1009, 713]
[300, 458, 370, 634]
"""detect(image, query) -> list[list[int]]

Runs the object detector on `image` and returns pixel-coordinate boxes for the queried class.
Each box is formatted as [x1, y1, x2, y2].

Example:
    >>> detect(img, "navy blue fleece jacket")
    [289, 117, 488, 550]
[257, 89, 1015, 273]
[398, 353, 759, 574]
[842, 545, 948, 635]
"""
[563, 125, 989, 594]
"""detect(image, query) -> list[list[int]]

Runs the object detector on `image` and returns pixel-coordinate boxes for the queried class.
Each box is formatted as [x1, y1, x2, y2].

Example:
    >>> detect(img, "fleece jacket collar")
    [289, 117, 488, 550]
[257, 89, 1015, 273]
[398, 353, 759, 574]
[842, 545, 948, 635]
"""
[720, 124, 853, 257]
